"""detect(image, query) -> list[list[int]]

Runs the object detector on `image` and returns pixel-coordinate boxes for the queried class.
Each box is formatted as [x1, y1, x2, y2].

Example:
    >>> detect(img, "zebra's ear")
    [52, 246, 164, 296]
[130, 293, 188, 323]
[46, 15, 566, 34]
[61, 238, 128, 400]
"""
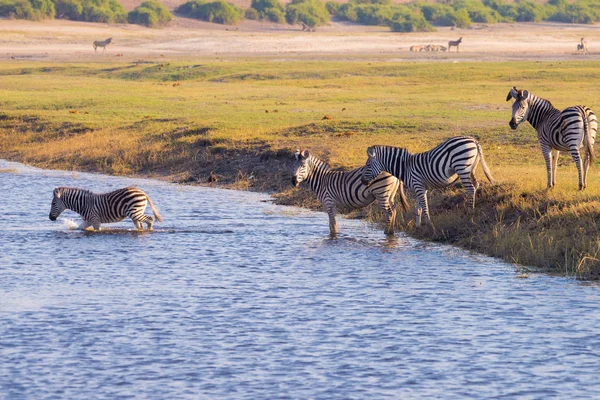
[54, 188, 61, 198]
[521, 90, 529, 99]
[302, 150, 310, 159]
[506, 87, 518, 102]
[367, 147, 376, 157]
[294, 149, 301, 160]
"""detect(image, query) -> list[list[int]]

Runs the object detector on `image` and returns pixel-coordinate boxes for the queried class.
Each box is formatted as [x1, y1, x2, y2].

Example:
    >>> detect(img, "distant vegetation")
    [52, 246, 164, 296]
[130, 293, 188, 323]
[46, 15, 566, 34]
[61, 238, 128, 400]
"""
[1, 0, 600, 30]
[175, 0, 244, 24]
[128, 0, 172, 27]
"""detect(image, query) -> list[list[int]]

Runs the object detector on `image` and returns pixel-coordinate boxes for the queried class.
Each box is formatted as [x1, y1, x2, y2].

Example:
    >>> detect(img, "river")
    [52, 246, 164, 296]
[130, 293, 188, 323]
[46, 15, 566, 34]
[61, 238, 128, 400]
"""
[1, 160, 599, 399]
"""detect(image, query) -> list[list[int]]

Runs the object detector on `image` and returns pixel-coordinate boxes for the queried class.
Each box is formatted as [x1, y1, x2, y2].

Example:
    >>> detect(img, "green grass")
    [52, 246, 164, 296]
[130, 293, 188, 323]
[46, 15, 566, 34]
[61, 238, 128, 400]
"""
[1, 59, 600, 277]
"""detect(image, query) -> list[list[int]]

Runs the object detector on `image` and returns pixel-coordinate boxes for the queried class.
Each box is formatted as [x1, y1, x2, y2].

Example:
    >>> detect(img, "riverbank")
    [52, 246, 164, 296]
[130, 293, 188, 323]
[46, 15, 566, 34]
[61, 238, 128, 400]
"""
[1, 59, 599, 278]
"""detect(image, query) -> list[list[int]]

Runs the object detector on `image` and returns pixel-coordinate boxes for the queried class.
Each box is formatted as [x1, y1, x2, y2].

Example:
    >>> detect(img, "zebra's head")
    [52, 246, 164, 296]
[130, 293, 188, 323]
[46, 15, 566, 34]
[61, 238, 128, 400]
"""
[361, 146, 384, 187]
[506, 86, 530, 130]
[291, 149, 311, 187]
[49, 187, 67, 221]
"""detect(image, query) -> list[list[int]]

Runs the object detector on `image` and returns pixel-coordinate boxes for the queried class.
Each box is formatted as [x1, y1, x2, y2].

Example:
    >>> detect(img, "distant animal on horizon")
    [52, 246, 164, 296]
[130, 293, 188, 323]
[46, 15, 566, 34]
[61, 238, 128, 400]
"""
[361, 136, 494, 227]
[93, 38, 113, 52]
[506, 87, 597, 190]
[410, 45, 426, 52]
[577, 37, 588, 53]
[49, 186, 163, 231]
[292, 150, 407, 235]
[448, 37, 462, 52]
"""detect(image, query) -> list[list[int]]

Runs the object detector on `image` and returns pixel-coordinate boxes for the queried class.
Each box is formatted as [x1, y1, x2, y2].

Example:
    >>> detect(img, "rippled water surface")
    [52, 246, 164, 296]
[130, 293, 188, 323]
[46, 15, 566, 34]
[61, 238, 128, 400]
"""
[2, 160, 600, 399]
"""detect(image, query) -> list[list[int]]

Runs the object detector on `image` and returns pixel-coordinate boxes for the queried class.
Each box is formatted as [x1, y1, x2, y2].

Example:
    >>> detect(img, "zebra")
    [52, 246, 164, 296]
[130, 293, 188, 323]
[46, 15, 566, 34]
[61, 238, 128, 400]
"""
[506, 87, 597, 190]
[577, 38, 588, 53]
[93, 38, 112, 52]
[292, 150, 408, 235]
[361, 136, 494, 227]
[49, 186, 163, 231]
[448, 37, 462, 52]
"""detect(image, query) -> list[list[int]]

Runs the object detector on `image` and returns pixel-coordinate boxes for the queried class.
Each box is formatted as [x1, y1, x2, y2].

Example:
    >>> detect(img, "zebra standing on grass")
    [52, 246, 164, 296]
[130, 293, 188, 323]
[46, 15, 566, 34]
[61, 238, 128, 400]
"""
[361, 136, 494, 227]
[93, 38, 112, 52]
[292, 150, 407, 235]
[49, 186, 163, 231]
[448, 37, 462, 52]
[506, 87, 597, 190]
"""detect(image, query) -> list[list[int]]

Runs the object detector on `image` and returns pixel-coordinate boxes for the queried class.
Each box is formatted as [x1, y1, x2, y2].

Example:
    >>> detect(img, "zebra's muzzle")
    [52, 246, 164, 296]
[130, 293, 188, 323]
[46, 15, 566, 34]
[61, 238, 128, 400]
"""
[509, 119, 518, 130]
[49, 214, 57, 221]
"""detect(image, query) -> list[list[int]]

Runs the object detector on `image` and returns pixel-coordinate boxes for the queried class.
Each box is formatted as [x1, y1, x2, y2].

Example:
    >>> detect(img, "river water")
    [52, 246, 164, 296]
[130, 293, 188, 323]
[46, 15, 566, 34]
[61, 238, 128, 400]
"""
[1, 159, 600, 399]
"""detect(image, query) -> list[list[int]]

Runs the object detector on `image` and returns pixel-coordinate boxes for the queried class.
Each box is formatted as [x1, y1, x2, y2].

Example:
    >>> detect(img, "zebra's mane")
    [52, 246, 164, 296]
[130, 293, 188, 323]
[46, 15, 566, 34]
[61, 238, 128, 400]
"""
[306, 155, 333, 172]
[56, 187, 94, 196]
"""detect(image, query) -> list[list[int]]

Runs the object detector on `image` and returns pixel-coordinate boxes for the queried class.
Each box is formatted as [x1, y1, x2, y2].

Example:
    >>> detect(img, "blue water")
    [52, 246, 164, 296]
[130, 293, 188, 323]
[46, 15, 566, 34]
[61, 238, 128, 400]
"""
[1, 159, 600, 399]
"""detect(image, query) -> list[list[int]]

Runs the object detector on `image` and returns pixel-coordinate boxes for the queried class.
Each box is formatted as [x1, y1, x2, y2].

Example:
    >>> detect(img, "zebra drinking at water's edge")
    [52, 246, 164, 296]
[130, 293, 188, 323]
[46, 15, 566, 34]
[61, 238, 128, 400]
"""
[93, 37, 112, 52]
[292, 150, 407, 235]
[361, 137, 494, 227]
[506, 87, 597, 190]
[49, 186, 163, 231]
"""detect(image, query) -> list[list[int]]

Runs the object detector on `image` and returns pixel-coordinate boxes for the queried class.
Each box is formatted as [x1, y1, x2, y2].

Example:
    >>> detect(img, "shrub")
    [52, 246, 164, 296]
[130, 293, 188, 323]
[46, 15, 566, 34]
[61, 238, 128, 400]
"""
[54, 0, 82, 19]
[0, 0, 54, 20]
[336, 2, 357, 21]
[250, 0, 283, 13]
[176, 0, 243, 24]
[244, 6, 258, 19]
[81, 0, 127, 23]
[549, 3, 595, 24]
[265, 6, 284, 21]
[128, 0, 172, 27]
[325, 0, 338, 15]
[390, 12, 434, 32]
[285, 0, 329, 28]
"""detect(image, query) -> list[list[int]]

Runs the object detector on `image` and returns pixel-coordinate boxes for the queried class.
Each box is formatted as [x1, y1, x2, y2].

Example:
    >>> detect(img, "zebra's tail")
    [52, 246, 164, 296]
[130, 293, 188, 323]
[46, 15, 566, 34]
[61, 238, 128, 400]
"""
[583, 108, 594, 165]
[476, 142, 495, 184]
[146, 195, 163, 223]
[398, 182, 410, 212]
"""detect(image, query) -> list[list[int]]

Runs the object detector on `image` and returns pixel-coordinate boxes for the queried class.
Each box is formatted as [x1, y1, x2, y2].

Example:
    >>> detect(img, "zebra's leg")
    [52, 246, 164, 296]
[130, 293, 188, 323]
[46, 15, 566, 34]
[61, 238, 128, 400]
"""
[541, 145, 553, 189]
[140, 214, 155, 230]
[550, 149, 560, 187]
[326, 205, 338, 236]
[569, 147, 584, 190]
[457, 169, 477, 209]
[583, 149, 590, 189]
[77, 220, 92, 230]
[377, 195, 395, 235]
[415, 189, 430, 226]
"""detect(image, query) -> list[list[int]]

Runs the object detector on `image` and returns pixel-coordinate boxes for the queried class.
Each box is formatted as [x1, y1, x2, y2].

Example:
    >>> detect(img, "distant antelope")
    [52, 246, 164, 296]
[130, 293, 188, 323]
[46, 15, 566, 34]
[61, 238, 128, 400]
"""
[410, 45, 426, 52]
[448, 37, 462, 52]
[93, 37, 113, 52]
[577, 37, 588, 53]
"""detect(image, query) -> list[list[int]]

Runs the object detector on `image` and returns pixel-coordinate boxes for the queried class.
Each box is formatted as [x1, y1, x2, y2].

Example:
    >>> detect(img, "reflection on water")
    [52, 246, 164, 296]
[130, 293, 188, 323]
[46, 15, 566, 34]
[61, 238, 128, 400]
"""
[1, 160, 600, 399]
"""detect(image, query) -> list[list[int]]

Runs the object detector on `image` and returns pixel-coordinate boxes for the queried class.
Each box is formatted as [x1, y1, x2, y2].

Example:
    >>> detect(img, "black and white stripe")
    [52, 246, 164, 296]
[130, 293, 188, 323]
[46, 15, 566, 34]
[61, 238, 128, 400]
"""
[292, 150, 406, 235]
[49, 186, 163, 231]
[507, 87, 597, 190]
[361, 136, 494, 226]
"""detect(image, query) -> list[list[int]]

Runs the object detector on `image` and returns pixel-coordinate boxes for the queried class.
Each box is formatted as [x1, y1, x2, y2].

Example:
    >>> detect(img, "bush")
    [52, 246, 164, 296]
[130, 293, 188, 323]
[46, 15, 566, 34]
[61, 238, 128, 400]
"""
[54, 0, 82, 19]
[0, 0, 54, 19]
[285, 0, 329, 28]
[176, 0, 243, 24]
[250, 0, 283, 13]
[128, 0, 172, 27]
[325, 0, 338, 15]
[336, 2, 357, 21]
[81, 0, 127, 23]
[244, 6, 258, 19]
[265, 6, 284, 21]
[549, 3, 595, 24]
[390, 12, 434, 32]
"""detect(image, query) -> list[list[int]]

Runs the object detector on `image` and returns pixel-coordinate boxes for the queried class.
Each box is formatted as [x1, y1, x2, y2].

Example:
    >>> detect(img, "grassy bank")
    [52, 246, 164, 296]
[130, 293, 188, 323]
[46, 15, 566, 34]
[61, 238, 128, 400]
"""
[1, 60, 599, 277]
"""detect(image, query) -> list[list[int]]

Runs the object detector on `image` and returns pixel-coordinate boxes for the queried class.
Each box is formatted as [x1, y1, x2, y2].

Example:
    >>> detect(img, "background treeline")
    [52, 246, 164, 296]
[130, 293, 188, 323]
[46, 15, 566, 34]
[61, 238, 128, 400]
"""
[2, 0, 600, 30]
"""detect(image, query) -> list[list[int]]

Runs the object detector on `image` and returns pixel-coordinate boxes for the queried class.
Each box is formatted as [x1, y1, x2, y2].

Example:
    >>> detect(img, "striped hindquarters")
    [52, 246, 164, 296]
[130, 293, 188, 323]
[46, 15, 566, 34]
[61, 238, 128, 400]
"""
[95, 187, 150, 223]
[321, 167, 398, 209]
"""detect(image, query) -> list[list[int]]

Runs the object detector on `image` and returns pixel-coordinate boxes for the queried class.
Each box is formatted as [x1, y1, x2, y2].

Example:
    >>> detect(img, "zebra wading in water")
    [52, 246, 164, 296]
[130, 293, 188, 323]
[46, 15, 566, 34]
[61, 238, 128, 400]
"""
[93, 38, 112, 52]
[292, 150, 408, 235]
[49, 186, 163, 231]
[361, 136, 494, 227]
[506, 87, 597, 190]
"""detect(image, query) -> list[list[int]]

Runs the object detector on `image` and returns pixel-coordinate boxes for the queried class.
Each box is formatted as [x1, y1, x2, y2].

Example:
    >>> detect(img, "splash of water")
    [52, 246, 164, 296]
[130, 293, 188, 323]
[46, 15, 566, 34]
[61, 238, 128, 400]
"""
[62, 219, 80, 230]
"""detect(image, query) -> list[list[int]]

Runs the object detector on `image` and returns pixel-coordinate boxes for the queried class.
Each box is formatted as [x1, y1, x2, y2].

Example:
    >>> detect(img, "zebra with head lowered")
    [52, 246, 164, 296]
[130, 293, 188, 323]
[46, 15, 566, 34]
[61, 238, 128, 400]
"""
[292, 150, 407, 235]
[49, 186, 163, 231]
[361, 136, 494, 227]
[506, 87, 597, 190]
[93, 37, 112, 52]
